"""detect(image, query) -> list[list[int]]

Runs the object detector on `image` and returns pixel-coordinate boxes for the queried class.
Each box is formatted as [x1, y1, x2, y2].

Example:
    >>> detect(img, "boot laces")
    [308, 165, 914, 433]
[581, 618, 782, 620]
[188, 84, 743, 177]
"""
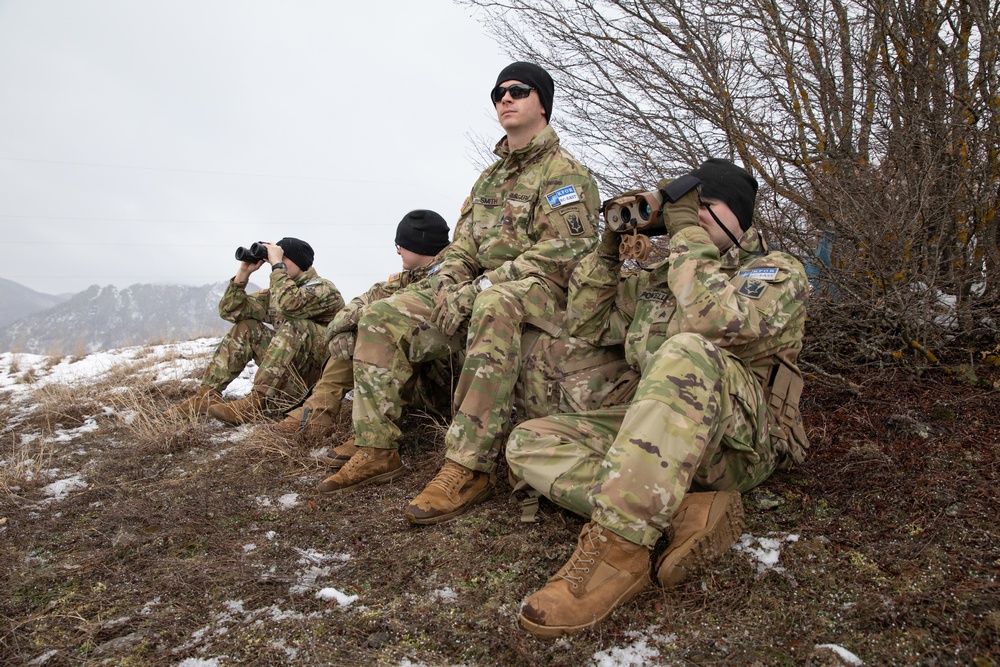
[339, 448, 373, 476]
[428, 461, 471, 496]
[558, 523, 608, 590]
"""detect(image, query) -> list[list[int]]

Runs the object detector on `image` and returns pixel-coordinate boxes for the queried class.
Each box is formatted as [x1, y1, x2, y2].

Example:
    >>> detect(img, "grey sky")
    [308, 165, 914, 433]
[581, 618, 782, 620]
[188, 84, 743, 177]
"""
[0, 1, 511, 300]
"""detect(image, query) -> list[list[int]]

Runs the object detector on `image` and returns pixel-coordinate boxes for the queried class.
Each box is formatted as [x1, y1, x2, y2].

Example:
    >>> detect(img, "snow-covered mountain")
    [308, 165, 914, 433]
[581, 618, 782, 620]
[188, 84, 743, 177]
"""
[0, 281, 255, 354]
[0, 277, 72, 329]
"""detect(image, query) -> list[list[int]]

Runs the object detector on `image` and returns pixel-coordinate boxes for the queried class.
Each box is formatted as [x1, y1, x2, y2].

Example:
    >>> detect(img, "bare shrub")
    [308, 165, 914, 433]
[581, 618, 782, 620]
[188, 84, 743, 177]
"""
[463, 0, 1000, 367]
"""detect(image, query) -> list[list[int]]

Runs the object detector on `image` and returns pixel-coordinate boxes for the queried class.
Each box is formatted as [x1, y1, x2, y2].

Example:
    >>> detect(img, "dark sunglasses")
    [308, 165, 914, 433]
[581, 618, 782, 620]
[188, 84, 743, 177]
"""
[490, 83, 535, 104]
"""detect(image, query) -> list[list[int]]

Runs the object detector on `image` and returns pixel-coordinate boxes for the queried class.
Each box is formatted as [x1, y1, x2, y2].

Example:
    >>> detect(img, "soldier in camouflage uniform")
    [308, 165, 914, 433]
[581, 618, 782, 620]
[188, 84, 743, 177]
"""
[269, 211, 452, 459]
[174, 238, 344, 425]
[318, 63, 601, 516]
[506, 159, 810, 638]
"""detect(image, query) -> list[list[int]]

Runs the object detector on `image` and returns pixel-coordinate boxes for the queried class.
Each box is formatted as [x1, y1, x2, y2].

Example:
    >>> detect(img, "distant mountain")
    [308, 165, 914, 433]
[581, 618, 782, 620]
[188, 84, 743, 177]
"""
[0, 281, 260, 354]
[0, 277, 73, 329]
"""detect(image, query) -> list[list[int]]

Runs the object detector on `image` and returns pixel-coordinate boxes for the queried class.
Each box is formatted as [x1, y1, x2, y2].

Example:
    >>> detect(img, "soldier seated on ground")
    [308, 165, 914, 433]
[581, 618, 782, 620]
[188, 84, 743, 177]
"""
[266, 210, 452, 466]
[316, 62, 601, 510]
[173, 237, 343, 426]
[504, 159, 810, 638]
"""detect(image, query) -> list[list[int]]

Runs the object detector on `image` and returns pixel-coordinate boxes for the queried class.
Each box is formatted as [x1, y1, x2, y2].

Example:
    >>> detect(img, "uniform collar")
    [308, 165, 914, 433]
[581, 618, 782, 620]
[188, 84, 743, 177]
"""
[492, 125, 559, 169]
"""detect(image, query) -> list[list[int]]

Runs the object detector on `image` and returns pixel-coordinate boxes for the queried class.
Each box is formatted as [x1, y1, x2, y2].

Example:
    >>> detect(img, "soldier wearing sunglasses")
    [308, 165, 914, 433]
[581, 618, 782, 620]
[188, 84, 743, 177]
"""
[317, 63, 601, 524]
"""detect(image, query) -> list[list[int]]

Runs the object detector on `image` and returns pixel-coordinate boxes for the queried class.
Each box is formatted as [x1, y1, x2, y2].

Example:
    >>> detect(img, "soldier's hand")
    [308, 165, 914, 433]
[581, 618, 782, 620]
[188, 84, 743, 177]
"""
[429, 281, 478, 337]
[327, 331, 356, 361]
[325, 304, 360, 343]
[656, 181, 700, 237]
[597, 224, 623, 261]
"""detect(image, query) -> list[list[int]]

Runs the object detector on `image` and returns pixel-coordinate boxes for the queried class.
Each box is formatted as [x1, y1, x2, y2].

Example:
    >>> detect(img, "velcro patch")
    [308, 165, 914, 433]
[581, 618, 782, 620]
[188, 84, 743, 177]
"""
[428, 263, 442, 275]
[639, 289, 671, 301]
[563, 210, 585, 236]
[737, 267, 780, 281]
[475, 196, 501, 206]
[387, 272, 401, 283]
[545, 185, 580, 209]
[738, 279, 767, 298]
[507, 192, 532, 202]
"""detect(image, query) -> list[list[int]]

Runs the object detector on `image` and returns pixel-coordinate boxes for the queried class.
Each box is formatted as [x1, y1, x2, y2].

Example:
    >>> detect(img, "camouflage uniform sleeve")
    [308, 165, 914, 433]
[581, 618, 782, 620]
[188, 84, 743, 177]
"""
[269, 270, 345, 324]
[667, 226, 808, 345]
[430, 196, 481, 287]
[566, 251, 643, 345]
[218, 277, 269, 323]
[484, 167, 600, 291]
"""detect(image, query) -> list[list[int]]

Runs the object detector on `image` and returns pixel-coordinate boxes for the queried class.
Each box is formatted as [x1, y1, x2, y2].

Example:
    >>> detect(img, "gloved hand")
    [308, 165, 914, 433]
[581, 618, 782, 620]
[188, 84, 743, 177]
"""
[429, 281, 479, 337]
[597, 223, 623, 261]
[656, 179, 700, 237]
[327, 331, 356, 361]
[324, 304, 360, 344]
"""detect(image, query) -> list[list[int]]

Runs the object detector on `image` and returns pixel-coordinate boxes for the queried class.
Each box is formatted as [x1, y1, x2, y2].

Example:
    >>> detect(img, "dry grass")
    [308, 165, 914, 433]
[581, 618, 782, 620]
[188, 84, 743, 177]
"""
[1, 359, 998, 666]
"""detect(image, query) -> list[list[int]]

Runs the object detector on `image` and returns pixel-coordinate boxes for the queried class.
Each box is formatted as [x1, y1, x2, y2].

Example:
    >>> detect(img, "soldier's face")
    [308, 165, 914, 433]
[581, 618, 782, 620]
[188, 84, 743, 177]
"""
[698, 198, 742, 251]
[494, 79, 546, 134]
[396, 246, 428, 271]
[284, 258, 304, 279]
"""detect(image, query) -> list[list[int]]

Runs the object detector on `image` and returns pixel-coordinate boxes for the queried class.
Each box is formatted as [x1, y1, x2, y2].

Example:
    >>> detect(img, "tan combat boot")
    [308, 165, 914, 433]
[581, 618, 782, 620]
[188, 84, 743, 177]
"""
[316, 446, 403, 494]
[315, 438, 359, 471]
[519, 521, 651, 639]
[207, 390, 266, 426]
[655, 490, 745, 588]
[172, 385, 223, 418]
[269, 408, 336, 440]
[404, 460, 493, 525]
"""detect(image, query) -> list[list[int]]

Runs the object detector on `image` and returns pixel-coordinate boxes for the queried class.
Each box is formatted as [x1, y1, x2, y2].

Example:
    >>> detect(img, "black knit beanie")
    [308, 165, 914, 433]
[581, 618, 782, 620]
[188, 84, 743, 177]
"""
[276, 237, 314, 271]
[689, 159, 759, 231]
[395, 210, 450, 256]
[493, 62, 554, 122]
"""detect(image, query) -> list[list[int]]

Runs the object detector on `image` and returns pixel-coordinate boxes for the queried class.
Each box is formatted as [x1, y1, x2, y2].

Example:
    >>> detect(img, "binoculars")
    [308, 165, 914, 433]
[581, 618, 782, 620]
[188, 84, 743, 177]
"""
[234, 242, 268, 263]
[602, 175, 701, 261]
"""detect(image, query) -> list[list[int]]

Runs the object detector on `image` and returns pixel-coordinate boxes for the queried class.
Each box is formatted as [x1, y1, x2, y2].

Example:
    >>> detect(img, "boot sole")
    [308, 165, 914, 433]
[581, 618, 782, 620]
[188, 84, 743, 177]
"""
[655, 491, 745, 587]
[518, 572, 651, 639]
[404, 485, 494, 525]
[316, 466, 406, 494]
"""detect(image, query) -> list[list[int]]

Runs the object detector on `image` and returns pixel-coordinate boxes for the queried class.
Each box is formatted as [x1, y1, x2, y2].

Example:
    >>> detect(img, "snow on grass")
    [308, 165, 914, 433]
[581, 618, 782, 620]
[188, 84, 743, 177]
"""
[733, 532, 800, 573]
[815, 644, 864, 665]
[42, 473, 88, 500]
[316, 587, 359, 606]
[589, 627, 677, 667]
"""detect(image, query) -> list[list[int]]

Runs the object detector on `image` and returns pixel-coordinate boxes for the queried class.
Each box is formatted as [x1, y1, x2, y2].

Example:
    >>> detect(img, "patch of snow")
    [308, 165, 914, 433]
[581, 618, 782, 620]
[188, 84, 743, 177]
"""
[591, 637, 660, 667]
[431, 587, 458, 603]
[26, 649, 58, 665]
[277, 493, 299, 509]
[815, 644, 864, 665]
[733, 532, 800, 573]
[242, 544, 257, 553]
[316, 587, 359, 606]
[42, 474, 88, 500]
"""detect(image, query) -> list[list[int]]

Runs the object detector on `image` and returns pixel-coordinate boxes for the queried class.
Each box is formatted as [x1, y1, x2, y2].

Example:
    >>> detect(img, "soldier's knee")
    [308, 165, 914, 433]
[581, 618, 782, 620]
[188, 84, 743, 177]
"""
[659, 332, 724, 371]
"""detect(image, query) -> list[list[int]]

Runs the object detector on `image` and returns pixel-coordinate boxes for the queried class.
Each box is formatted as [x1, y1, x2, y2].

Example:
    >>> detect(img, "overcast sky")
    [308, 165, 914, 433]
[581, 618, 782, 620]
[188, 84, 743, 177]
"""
[0, 1, 515, 300]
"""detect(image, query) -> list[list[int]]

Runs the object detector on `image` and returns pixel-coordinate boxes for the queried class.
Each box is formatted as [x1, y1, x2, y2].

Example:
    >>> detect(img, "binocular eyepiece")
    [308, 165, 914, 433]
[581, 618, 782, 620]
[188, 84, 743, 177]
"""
[235, 242, 268, 263]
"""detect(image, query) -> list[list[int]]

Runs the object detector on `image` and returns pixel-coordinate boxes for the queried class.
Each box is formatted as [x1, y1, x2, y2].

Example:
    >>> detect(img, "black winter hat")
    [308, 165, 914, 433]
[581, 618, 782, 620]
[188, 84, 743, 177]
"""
[395, 210, 450, 257]
[276, 237, 314, 271]
[690, 159, 759, 231]
[494, 61, 554, 122]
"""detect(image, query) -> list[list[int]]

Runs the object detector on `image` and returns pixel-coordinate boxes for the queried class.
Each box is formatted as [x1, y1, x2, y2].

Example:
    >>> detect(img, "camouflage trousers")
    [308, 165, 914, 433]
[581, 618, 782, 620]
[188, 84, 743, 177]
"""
[353, 279, 559, 472]
[284, 352, 354, 425]
[506, 332, 780, 547]
[285, 339, 458, 426]
[201, 318, 329, 413]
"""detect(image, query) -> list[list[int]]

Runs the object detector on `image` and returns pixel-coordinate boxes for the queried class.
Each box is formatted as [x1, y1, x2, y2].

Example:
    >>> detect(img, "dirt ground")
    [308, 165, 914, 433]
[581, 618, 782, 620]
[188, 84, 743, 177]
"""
[1, 352, 999, 666]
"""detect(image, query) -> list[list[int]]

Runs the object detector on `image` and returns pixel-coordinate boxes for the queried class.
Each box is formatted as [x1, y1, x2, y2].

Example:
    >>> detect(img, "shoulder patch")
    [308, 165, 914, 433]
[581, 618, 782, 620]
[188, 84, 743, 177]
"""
[738, 279, 767, 299]
[545, 185, 580, 209]
[387, 272, 402, 283]
[303, 279, 322, 288]
[737, 267, 780, 282]
[428, 263, 441, 276]
[460, 196, 471, 215]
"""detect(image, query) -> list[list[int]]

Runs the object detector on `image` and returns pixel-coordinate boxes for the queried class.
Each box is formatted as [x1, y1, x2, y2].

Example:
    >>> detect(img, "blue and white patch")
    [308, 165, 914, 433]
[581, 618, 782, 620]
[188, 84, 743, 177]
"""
[737, 267, 780, 281]
[428, 263, 442, 275]
[545, 185, 580, 209]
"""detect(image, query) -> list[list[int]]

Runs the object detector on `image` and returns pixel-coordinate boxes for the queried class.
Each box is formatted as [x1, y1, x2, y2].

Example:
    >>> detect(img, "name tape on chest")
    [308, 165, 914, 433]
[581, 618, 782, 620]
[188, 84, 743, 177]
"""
[639, 289, 672, 302]
[545, 185, 580, 209]
[737, 267, 780, 281]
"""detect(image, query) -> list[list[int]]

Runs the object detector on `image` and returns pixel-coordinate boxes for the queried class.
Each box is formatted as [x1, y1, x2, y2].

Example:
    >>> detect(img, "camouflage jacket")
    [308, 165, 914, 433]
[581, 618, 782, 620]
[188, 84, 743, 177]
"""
[568, 225, 810, 465]
[328, 261, 437, 334]
[430, 125, 599, 293]
[219, 266, 344, 327]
